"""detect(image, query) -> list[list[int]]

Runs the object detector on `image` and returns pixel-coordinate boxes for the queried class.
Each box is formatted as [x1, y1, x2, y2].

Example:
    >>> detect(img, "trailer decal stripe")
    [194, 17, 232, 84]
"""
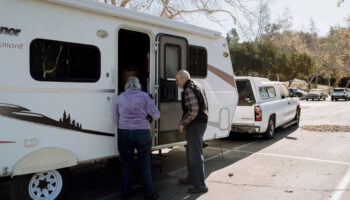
[208, 64, 236, 88]
[0, 141, 16, 143]
[0, 88, 115, 93]
[0, 103, 114, 137]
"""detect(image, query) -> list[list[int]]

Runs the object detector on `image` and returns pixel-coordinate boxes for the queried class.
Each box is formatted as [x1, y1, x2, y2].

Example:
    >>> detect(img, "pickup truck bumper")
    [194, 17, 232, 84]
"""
[231, 124, 261, 134]
[331, 95, 348, 100]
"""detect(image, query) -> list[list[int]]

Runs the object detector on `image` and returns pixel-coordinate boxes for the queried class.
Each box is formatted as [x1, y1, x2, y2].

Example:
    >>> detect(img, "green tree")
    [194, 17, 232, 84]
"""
[277, 52, 315, 87]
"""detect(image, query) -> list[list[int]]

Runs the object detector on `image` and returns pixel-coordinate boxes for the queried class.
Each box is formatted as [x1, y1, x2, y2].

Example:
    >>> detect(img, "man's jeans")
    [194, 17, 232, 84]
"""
[186, 123, 208, 188]
[118, 129, 154, 195]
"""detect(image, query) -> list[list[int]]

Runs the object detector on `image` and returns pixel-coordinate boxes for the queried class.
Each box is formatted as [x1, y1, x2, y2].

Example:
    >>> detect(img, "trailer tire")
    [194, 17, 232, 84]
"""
[10, 169, 70, 200]
[263, 116, 275, 139]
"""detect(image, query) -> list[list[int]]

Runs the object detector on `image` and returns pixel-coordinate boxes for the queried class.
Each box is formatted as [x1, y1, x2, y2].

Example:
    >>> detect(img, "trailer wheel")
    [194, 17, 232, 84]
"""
[263, 117, 275, 139]
[10, 169, 70, 200]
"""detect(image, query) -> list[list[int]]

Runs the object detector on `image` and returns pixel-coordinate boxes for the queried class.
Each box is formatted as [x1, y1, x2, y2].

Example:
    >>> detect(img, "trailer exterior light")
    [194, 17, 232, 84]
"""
[97, 30, 108, 38]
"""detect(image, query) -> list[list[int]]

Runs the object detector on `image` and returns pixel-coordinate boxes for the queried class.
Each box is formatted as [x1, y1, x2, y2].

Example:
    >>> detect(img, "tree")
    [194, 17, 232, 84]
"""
[99, 0, 256, 25]
[237, 0, 272, 42]
[337, 0, 345, 7]
[277, 52, 315, 87]
[318, 27, 350, 87]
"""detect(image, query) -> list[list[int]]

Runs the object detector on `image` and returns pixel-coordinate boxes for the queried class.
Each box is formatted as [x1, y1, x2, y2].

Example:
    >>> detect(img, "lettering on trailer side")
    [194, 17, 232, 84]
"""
[0, 26, 21, 36]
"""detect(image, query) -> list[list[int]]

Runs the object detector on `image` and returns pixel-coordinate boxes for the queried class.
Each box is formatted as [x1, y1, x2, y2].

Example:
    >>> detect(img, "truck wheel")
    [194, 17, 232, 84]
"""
[10, 169, 70, 200]
[294, 109, 300, 127]
[263, 117, 275, 139]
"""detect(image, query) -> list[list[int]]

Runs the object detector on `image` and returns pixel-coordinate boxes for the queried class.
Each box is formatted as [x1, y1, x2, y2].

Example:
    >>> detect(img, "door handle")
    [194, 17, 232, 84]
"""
[288, 102, 291, 105]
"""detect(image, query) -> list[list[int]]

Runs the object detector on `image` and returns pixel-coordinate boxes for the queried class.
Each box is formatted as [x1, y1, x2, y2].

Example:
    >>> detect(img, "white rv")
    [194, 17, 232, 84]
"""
[0, 0, 238, 199]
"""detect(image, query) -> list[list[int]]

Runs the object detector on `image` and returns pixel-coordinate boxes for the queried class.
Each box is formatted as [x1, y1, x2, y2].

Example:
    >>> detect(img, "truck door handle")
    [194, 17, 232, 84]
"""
[288, 102, 291, 105]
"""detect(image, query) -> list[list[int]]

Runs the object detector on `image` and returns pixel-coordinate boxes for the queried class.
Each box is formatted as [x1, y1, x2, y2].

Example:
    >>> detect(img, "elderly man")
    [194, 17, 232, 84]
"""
[175, 70, 209, 193]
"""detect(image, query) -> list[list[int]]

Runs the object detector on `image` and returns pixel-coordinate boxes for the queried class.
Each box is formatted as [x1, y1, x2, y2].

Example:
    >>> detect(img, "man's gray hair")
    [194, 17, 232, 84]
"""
[124, 76, 141, 90]
[178, 69, 191, 79]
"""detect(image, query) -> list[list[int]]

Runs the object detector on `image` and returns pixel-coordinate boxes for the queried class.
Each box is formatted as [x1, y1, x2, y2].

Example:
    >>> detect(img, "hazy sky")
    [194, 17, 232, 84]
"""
[194, 0, 350, 38]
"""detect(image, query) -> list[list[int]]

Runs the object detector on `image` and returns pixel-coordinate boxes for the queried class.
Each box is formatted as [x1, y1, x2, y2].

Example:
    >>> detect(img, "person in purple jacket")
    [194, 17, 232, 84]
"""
[115, 76, 160, 200]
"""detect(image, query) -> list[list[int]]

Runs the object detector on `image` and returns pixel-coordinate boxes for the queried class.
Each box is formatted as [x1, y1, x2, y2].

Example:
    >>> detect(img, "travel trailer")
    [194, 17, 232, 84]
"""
[0, 0, 238, 199]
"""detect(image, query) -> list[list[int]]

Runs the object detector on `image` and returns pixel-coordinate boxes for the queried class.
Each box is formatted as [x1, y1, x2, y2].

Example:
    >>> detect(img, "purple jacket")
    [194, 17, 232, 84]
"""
[115, 88, 160, 129]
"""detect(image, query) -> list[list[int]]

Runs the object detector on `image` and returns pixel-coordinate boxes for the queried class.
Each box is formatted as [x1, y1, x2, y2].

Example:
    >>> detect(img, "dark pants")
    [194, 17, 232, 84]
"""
[186, 123, 207, 188]
[118, 129, 154, 196]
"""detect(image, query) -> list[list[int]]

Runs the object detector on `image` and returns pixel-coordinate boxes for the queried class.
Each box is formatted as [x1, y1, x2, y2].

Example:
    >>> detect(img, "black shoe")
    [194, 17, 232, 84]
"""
[117, 193, 132, 200]
[145, 192, 160, 200]
[187, 186, 208, 193]
[179, 178, 193, 185]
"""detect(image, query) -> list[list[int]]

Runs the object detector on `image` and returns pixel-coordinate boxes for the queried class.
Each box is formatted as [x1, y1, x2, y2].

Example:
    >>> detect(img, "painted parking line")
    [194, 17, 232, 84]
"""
[234, 150, 350, 166]
[206, 146, 350, 166]
[331, 168, 350, 200]
[168, 141, 257, 176]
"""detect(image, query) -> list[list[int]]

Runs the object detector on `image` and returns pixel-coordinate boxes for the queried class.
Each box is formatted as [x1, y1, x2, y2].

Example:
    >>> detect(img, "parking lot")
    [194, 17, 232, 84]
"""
[1, 99, 350, 200]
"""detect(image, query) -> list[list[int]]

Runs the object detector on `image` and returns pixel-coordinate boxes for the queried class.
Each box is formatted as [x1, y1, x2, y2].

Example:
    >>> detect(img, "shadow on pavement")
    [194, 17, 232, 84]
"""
[0, 126, 299, 200]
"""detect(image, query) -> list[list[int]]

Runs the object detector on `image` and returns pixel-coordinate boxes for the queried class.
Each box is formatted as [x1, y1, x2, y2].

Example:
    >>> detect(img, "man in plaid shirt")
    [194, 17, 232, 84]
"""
[175, 70, 209, 193]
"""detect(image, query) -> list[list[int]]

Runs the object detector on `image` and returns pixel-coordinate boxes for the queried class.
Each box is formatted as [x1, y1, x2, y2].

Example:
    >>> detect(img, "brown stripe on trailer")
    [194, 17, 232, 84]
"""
[0, 141, 16, 143]
[208, 64, 236, 88]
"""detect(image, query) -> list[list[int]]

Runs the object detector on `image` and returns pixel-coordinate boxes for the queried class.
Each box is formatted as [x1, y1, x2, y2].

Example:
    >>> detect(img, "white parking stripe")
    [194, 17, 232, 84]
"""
[168, 141, 257, 176]
[331, 168, 350, 200]
[235, 150, 350, 166]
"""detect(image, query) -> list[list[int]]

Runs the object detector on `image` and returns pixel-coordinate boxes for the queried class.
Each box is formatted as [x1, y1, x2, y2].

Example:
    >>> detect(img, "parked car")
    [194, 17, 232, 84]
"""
[232, 77, 300, 139]
[331, 88, 350, 101]
[305, 89, 328, 101]
[289, 88, 307, 100]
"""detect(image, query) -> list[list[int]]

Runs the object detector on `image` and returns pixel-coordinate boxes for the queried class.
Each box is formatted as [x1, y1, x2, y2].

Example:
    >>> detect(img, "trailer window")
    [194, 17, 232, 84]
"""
[189, 46, 207, 78]
[30, 39, 100, 82]
[236, 80, 256, 106]
[164, 44, 181, 78]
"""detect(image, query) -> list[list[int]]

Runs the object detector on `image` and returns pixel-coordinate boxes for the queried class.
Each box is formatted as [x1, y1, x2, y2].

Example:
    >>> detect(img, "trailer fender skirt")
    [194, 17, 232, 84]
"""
[12, 147, 77, 176]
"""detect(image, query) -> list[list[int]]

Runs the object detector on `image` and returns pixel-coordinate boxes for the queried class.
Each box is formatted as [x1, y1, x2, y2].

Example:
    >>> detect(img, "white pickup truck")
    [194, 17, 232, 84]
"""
[231, 77, 300, 139]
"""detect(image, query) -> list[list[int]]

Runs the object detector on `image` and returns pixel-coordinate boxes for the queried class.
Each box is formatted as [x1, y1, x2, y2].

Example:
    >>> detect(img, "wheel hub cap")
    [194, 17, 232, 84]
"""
[28, 170, 63, 200]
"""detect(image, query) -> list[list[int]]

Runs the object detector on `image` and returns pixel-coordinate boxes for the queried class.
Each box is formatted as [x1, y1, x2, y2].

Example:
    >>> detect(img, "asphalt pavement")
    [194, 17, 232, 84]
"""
[1, 99, 350, 200]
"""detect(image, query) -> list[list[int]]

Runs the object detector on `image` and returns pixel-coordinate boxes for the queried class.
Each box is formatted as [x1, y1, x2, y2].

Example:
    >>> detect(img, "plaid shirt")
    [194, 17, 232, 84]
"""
[180, 86, 200, 127]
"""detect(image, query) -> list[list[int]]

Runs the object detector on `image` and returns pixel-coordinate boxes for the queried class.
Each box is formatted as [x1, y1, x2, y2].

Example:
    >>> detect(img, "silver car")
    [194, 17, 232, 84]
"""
[331, 88, 350, 101]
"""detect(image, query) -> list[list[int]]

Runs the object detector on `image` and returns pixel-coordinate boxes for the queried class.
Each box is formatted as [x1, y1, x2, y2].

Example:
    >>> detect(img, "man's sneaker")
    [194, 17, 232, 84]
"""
[187, 186, 208, 193]
[179, 178, 193, 185]
[145, 192, 160, 200]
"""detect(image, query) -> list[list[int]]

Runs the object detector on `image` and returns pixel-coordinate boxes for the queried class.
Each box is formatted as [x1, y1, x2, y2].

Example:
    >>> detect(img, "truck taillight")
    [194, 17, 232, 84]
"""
[255, 106, 262, 121]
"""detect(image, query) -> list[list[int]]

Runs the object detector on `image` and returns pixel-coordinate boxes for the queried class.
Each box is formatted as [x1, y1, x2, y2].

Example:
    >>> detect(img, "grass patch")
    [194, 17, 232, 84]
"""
[302, 125, 350, 132]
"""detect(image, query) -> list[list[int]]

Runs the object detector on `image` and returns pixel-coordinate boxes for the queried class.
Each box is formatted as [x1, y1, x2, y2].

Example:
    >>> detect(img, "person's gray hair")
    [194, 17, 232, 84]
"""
[178, 69, 191, 79]
[124, 76, 141, 90]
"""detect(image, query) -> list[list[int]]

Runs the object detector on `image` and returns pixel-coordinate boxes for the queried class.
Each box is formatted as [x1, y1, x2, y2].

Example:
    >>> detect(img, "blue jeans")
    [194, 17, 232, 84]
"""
[118, 129, 154, 196]
[186, 123, 207, 188]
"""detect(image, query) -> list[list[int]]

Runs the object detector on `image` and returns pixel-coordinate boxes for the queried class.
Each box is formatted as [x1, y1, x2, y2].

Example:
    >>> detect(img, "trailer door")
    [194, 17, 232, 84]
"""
[155, 34, 188, 145]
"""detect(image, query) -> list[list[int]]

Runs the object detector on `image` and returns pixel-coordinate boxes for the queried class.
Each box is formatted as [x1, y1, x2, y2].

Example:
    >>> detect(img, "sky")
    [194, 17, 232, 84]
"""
[193, 0, 350, 38]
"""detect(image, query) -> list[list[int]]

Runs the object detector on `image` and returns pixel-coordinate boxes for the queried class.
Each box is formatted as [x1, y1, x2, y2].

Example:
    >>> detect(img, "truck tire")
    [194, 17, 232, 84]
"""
[263, 117, 275, 139]
[294, 108, 301, 127]
[10, 169, 70, 200]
